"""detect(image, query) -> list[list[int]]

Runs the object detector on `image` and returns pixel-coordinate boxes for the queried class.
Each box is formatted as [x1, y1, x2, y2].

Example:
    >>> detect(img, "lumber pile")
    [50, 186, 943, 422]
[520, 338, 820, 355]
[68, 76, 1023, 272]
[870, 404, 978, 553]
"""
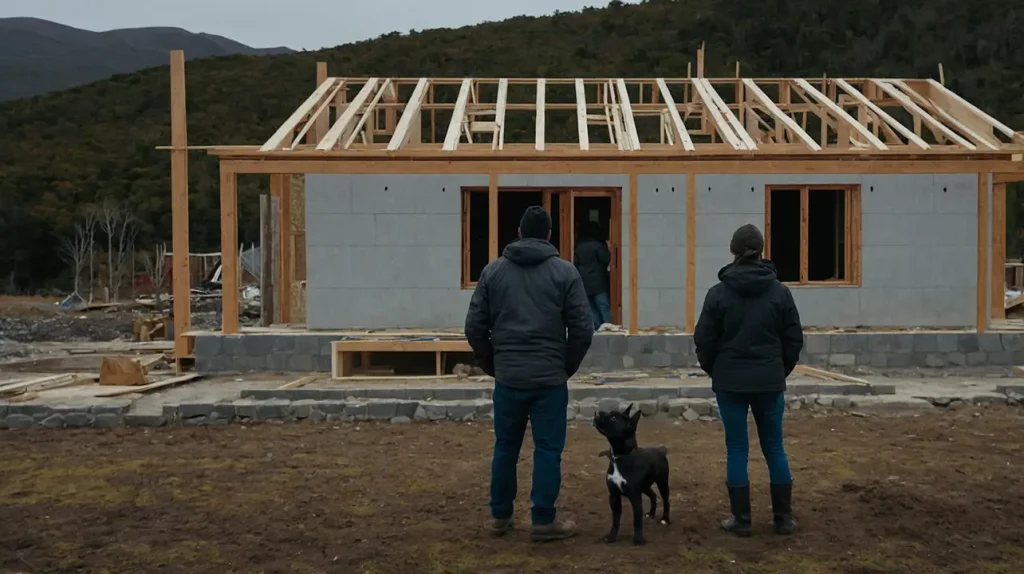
[794, 365, 870, 385]
[0, 373, 98, 397]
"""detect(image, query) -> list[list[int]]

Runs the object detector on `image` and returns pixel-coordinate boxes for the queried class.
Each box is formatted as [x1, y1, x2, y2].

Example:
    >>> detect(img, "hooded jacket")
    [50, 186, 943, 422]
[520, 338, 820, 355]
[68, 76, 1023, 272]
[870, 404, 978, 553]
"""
[573, 237, 611, 297]
[464, 237, 594, 389]
[693, 259, 804, 394]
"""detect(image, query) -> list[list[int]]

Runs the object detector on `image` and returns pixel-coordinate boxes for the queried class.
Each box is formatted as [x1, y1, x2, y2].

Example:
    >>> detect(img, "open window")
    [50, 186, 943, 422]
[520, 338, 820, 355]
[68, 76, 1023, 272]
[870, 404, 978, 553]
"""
[765, 185, 861, 285]
[462, 188, 560, 286]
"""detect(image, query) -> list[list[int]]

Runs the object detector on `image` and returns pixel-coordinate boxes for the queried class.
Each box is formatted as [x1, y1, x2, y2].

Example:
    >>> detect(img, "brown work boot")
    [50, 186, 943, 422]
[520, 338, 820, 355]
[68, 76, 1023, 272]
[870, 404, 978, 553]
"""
[491, 517, 514, 537]
[531, 519, 578, 542]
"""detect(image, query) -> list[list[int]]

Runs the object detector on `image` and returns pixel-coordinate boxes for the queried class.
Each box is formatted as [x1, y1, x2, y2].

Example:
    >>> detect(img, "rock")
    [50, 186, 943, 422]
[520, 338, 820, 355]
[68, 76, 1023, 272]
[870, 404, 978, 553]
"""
[931, 397, 953, 408]
[413, 405, 428, 420]
[390, 416, 411, 424]
[446, 402, 476, 421]
[972, 392, 1009, 405]
[787, 399, 803, 411]
[698, 415, 713, 422]
[4, 414, 34, 429]
[665, 399, 688, 417]
[566, 404, 577, 421]
[851, 396, 934, 413]
[815, 396, 833, 407]
[289, 400, 318, 420]
[686, 400, 712, 416]
[473, 400, 494, 418]
[254, 400, 290, 420]
[637, 400, 659, 417]
[681, 408, 700, 422]
[396, 401, 420, 419]
[309, 410, 327, 423]
[93, 413, 122, 428]
[39, 414, 65, 428]
[423, 403, 447, 421]
[597, 398, 622, 414]
[831, 397, 853, 409]
[343, 402, 369, 421]
[64, 412, 93, 427]
[365, 400, 398, 420]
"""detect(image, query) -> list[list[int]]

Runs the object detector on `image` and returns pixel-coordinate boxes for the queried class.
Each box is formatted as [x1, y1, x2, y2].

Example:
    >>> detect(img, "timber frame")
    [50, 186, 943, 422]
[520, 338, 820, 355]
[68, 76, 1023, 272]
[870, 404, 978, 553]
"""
[166, 50, 1024, 366]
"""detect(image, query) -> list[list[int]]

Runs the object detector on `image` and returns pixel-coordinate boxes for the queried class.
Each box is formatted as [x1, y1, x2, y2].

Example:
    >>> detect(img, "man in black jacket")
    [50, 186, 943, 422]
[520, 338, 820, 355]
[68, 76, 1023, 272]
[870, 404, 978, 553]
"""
[465, 205, 594, 542]
[574, 222, 613, 329]
[694, 224, 803, 537]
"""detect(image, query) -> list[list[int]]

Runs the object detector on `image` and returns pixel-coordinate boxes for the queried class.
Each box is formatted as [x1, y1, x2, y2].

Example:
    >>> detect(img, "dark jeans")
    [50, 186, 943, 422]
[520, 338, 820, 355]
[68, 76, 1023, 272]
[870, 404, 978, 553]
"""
[490, 383, 569, 525]
[715, 390, 793, 487]
[589, 292, 612, 329]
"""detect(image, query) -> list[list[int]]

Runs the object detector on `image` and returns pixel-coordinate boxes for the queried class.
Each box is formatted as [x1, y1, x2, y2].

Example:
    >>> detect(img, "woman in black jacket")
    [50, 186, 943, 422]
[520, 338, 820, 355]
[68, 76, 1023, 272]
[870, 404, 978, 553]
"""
[693, 224, 804, 537]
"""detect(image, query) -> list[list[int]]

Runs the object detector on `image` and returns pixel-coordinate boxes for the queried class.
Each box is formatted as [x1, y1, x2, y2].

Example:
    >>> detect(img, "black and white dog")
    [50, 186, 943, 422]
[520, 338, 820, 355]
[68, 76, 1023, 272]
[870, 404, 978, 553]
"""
[593, 404, 670, 545]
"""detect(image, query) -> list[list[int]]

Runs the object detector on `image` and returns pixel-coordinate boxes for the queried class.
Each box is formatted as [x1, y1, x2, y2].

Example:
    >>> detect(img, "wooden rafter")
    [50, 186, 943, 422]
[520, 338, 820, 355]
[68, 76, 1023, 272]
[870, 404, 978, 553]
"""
[262, 78, 340, 151]
[615, 79, 641, 151]
[832, 79, 930, 150]
[387, 78, 430, 151]
[791, 78, 887, 151]
[870, 80, 975, 150]
[289, 80, 346, 150]
[690, 78, 750, 150]
[315, 78, 380, 151]
[655, 78, 695, 151]
[575, 78, 590, 151]
[891, 80, 1000, 150]
[742, 79, 820, 151]
[535, 79, 546, 151]
[343, 79, 392, 150]
[493, 78, 508, 151]
[925, 79, 1024, 144]
[444, 79, 473, 151]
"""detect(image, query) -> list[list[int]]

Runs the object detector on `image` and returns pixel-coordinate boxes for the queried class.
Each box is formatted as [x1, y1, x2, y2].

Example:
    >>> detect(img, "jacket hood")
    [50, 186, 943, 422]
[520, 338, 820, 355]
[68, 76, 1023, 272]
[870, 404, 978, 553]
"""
[717, 259, 779, 297]
[502, 237, 560, 266]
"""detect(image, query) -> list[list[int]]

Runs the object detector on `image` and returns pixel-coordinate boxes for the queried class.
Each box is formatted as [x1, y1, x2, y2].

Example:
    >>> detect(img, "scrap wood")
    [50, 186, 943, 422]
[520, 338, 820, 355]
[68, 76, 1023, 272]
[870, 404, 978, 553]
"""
[794, 365, 870, 385]
[94, 373, 203, 398]
[1006, 293, 1024, 311]
[99, 356, 147, 387]
[136, 354, 166, 373]
[278, 375, 318, 389]
[7, 392, 40, 403]
[0, 372, 97, 396]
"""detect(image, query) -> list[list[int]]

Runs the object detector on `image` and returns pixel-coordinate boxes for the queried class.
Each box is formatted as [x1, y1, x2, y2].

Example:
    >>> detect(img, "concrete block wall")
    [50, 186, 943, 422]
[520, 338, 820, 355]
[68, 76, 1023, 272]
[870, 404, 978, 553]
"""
[305, 174, 486, 329]
[694, 174, 979, 327]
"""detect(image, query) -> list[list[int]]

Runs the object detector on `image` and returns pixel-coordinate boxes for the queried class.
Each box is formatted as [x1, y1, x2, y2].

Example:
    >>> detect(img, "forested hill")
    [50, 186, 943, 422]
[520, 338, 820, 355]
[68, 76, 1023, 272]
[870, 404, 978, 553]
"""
[1, 0, 1022, 289]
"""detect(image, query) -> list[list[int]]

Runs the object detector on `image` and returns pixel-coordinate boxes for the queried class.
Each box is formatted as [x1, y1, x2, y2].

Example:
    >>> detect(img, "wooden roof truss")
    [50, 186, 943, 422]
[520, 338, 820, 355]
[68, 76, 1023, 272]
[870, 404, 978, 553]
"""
[259, 76, 1024, 156]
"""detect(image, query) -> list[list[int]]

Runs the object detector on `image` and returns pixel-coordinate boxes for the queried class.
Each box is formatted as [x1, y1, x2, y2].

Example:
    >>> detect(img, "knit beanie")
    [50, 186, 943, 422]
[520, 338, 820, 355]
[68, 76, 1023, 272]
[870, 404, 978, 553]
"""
[729, 224, 764, 262]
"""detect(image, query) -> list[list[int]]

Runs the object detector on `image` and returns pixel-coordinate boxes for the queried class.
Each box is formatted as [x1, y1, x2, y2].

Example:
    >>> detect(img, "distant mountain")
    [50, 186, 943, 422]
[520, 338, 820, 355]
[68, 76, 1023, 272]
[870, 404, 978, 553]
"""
[0, 17, 293, 101]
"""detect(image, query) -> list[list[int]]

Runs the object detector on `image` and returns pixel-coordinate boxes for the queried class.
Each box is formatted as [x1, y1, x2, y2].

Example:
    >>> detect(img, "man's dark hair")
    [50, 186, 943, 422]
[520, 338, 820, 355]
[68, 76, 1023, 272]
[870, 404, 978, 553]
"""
[583, 221, 603, 241]
[520, 205, 552, 239]
[729, 224, 764, 262]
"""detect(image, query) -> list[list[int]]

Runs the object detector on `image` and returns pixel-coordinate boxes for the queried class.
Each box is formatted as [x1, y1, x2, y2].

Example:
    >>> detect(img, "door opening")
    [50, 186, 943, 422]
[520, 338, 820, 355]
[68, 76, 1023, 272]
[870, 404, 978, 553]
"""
[571, 192, 621, 326]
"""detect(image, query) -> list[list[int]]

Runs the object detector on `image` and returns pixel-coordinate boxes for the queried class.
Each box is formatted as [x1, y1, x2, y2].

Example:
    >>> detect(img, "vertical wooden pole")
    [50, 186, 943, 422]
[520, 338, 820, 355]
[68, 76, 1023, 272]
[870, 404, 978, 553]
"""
[992, 182, 1007, 321]
[220, 166, 240, 334]
[799, 186, 809, 283]
[685, 173, 696, 333]
[259, 195, 278, 327]
[628, 173, 639, 335]
[313, 62, 329, 144]
[489, 174, 499, 261]
[274, 174, 292, 323]
[169, 50, 192, 360]
[978, 172, 990, 332]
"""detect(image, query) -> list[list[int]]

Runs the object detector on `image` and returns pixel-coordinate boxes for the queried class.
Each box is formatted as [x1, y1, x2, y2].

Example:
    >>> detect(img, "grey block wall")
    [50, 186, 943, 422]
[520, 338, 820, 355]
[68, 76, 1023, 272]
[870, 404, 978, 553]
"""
[305, 174, 486, 329]
[695, 174, 979, 328]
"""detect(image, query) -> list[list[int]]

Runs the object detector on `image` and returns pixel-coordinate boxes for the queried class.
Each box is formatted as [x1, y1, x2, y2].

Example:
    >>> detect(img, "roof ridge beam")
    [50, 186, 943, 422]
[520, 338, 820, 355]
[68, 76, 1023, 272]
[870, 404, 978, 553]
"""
[791, 78, 887, 151]
[742, 79, 820, 151]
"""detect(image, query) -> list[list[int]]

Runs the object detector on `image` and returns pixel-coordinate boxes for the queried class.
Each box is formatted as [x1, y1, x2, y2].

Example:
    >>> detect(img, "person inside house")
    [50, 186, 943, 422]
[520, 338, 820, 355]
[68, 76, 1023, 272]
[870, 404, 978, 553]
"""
[465, 205, 594, 542]
[574, 221, 613, 329]
[693, 223, 803, 537]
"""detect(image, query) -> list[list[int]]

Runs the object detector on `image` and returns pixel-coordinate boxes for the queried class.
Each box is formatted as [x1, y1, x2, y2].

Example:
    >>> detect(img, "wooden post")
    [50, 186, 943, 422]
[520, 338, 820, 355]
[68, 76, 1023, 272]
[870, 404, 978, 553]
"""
[313, 62, 329, 143]
[275, 174, 293, 323]
[489, 174, 499, 261]
[220, 167, 240, 334]
[628, 173, 639, 334]
[992, 182, 1006, 320]
[169, 50, 192, 361]
[977, 172, 990, 332]
[259, 194, 279, 326]
[685, 173, 697, 332]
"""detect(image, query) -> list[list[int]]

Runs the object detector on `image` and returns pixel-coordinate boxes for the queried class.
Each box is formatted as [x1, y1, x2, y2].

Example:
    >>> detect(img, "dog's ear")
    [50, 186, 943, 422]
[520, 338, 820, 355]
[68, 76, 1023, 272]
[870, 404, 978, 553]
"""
[629, 408, 642, 427]
[622, 403, 634, 417]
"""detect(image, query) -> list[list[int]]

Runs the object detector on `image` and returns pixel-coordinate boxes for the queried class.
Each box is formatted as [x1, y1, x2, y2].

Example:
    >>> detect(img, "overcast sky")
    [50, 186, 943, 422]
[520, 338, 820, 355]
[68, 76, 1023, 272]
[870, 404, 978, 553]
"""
[3, 0, 637, 50]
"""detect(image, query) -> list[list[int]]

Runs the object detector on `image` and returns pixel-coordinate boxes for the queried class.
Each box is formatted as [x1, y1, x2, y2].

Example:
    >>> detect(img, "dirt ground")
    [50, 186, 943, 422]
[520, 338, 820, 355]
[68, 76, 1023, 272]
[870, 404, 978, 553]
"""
[1, 409, 1022, 574]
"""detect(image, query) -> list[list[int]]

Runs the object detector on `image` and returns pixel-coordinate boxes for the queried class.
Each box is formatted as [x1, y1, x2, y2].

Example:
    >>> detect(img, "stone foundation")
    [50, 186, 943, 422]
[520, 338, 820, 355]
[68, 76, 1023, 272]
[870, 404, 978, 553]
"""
[194, 331, 1024, 374]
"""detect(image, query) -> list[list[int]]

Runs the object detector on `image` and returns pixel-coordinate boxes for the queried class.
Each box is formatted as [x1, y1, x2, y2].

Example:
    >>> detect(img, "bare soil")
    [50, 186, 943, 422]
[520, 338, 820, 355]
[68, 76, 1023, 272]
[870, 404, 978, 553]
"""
[1, 409, 1023, 573]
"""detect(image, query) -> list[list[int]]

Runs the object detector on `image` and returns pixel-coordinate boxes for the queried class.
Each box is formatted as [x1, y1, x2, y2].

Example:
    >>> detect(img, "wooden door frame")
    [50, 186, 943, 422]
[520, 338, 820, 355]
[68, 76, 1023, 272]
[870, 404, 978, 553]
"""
[568, 188, 623, 326]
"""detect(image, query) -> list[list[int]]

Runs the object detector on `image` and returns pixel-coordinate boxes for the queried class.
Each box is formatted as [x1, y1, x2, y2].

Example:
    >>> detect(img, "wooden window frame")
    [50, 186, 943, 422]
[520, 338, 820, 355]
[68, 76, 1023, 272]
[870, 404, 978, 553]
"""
[764, 184, 862, 287]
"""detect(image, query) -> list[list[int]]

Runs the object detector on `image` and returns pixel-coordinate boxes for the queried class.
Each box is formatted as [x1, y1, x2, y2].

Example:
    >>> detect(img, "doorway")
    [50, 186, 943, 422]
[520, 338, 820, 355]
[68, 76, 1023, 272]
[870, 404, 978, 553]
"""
[570, 191, 622, 326]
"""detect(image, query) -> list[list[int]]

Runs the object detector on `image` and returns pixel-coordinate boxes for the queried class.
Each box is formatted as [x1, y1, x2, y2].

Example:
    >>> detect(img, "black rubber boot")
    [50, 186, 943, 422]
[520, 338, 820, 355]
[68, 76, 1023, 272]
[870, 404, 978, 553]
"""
[721, 484, 752, 537]
[770, 482, 796, 535]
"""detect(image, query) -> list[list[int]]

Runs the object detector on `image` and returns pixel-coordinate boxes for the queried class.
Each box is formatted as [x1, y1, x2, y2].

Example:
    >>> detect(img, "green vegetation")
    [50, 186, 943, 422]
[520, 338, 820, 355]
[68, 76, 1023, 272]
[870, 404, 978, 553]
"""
[1, 0, 1022, 289]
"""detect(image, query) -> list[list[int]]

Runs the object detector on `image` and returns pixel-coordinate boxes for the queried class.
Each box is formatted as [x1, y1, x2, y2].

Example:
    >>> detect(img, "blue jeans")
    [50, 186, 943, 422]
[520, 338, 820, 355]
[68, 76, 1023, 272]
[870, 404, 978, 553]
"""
[589, 292, 612, 329]
[490, 383, 569, 525]
[715, 390, 793, 487]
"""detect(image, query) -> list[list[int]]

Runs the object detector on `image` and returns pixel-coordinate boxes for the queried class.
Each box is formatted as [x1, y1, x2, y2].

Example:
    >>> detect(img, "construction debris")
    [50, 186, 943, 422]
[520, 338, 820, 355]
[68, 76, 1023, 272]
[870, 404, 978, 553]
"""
[94, 373, 202, 398]
[99, 356, 148, 386]
[795, 365, 870, 385]
[278, 375, 317, 390]
[0, 373, 98, 396]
